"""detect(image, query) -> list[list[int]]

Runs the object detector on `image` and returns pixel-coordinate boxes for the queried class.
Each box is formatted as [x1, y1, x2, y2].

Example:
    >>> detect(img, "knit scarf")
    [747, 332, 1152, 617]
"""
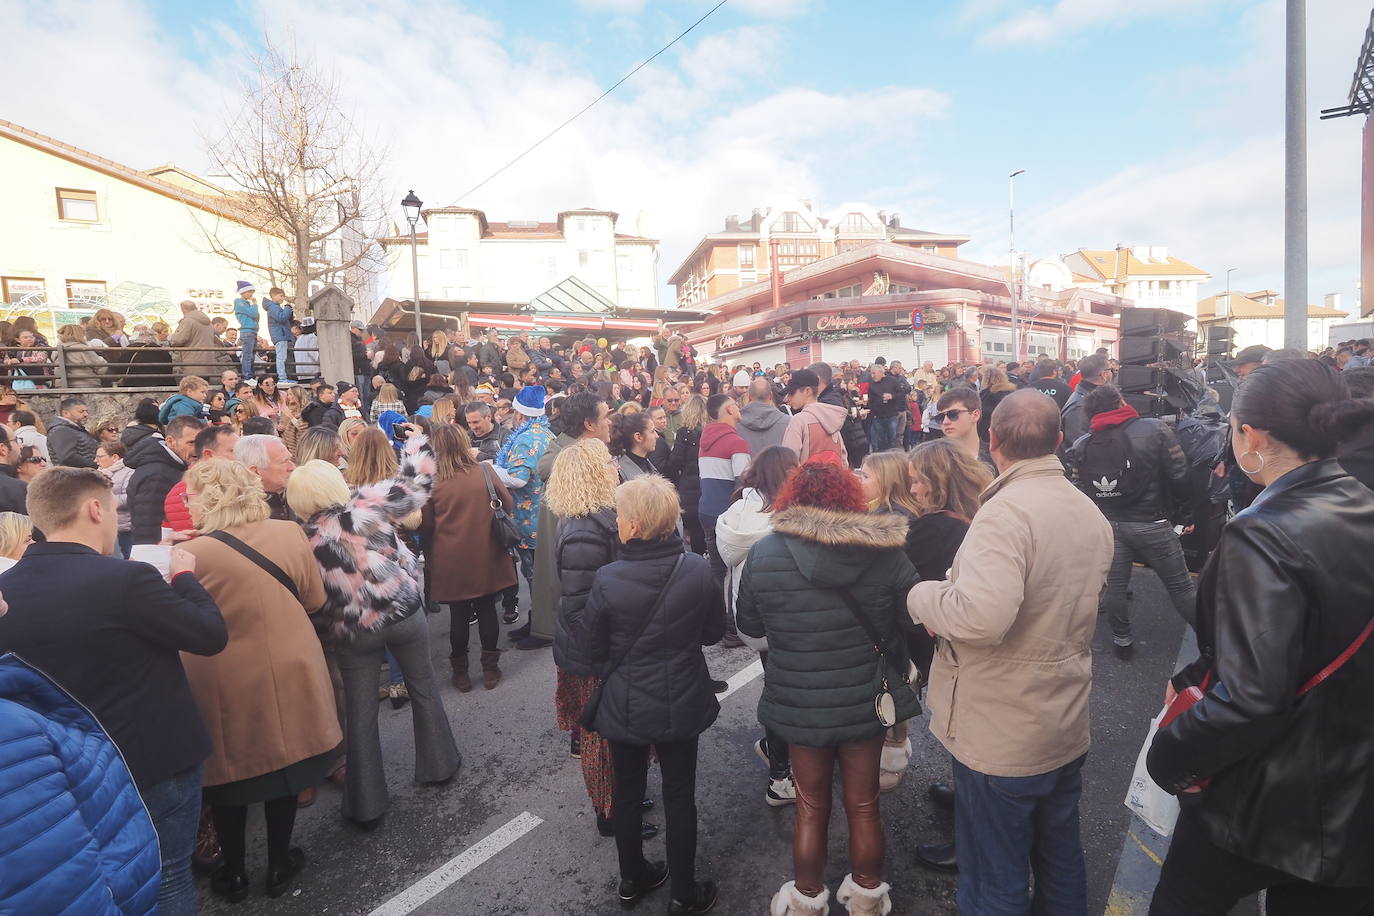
[495, 414, 550, 469]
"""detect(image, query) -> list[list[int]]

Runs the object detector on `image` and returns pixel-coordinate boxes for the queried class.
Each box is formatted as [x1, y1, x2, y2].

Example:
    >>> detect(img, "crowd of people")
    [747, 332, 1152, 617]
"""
[1, 312, 1373, 916]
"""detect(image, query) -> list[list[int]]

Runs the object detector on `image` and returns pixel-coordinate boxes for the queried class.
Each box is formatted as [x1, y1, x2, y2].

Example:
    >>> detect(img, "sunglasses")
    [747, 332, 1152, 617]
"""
[23, 456, 46, 465]
[934, 409, 973, 423]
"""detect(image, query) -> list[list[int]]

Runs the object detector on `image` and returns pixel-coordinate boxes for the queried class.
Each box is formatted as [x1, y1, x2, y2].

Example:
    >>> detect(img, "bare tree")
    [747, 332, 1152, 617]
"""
[194, 38, 389, 311]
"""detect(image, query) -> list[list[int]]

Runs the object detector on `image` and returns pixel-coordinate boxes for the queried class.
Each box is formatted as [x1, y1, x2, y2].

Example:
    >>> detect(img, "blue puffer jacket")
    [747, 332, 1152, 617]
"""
[0, 654, 160, 915]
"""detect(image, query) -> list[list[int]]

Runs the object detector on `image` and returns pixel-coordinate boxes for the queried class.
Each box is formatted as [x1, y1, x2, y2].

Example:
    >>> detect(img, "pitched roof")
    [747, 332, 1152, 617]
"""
[1197, 291, 1348, 321]
[0, 118, 280, 235]
[1071, 247, 1209, 280]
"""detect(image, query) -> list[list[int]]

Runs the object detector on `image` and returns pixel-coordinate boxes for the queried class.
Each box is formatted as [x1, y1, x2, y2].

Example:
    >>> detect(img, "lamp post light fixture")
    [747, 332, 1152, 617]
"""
[1008, 169, 1026, 361]
[402, 189, 424, 344]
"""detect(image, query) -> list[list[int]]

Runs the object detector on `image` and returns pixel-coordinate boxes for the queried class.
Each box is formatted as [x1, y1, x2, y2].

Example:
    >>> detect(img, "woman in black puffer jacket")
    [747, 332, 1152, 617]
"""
[547, 438, 657, 842]
[579, 476, 724, 915]
[665, 394, 705, 552]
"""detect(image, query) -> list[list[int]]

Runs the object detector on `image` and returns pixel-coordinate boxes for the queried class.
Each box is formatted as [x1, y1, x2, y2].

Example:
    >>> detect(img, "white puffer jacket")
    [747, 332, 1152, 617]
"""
[714, 488, 775, 651]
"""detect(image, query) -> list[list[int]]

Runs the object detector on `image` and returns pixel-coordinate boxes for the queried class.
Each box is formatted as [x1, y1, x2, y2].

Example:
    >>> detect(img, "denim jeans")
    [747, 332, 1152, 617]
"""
[1100, 519, 1197, 645]
[140, 764, 204, 916]
[274, 340, 290, 379]
[239, 334, 256, 377]
[384, 646, 404, 686]
[952, 753, 1087, 916]
[869, 415, 901, 452]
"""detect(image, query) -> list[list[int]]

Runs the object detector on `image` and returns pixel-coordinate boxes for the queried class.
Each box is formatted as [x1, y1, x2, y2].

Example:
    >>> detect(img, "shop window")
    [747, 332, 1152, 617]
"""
[2, 277, 44, 304]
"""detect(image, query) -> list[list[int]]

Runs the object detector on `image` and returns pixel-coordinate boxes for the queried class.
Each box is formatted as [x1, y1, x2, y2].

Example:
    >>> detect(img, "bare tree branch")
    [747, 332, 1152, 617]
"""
[190, 36, 391, 312]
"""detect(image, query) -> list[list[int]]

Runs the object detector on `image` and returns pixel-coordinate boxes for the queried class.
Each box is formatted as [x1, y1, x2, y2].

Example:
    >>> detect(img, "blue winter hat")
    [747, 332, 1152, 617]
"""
[236, 280, 255, 294]
[514, 385, 547, 417]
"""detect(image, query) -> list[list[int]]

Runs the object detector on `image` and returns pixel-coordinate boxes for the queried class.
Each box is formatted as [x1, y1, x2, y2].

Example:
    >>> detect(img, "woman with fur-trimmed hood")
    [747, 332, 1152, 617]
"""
[547, 438, 660, 841]
[736, 458, 922, 916]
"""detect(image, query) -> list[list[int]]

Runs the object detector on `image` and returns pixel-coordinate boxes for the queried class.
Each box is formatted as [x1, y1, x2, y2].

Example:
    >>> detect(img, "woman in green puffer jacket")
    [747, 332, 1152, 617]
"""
[737, 457, 920, 916]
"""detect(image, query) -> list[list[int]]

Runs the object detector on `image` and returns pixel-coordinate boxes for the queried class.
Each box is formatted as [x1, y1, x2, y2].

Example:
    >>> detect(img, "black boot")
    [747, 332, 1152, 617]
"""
[618, 860, 669, 909]
[669, 880, 719, 914]
[914, 841, 958, 873]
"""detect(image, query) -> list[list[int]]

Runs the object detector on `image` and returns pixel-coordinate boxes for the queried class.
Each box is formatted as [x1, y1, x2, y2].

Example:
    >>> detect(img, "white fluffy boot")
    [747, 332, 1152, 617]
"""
[770, 880, 830, 916]
[877, 734, 912, 793]
[836, 874, 891, 916]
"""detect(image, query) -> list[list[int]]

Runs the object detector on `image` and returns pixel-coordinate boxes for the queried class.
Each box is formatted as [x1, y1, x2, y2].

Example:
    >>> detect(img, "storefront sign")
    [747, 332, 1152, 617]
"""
[716, 320, 800, 351]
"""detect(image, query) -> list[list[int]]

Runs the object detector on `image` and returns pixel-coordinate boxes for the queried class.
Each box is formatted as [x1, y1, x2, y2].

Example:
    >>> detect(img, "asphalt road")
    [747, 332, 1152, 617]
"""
[199, 568, 1189, 916]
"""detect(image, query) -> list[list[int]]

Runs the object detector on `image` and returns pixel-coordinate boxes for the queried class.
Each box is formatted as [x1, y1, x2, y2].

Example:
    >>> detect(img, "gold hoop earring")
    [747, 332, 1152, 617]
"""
[1238, 450, 1265, 475]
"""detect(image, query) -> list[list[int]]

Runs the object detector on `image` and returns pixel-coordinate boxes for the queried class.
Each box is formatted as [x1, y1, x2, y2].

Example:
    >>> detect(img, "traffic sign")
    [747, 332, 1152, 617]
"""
[911, 330, 926, 347]
[910, 309, 925, 330]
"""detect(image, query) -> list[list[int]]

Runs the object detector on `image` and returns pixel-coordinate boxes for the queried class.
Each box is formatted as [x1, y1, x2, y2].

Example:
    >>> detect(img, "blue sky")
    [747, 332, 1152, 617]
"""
[7, 0, 1370, 311]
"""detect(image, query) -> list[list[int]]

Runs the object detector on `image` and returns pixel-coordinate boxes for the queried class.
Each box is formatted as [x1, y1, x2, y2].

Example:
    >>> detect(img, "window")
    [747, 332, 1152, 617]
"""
[835, 284, 861, 298]
[1026, 332, 1058, 358]
[439, 249, 456, 269]
[839, 213, 873, 232]
[578, 250, 590, 269]
[56, 188, 99, 222]
[2, 277, 44, 304]
[1066, 336, 1093, 360]
[575, 218, 589, 232]
[455, 250, 470, 270]
[65, 279, 107, 306]
[922, 245, 938, 255]
[738, 245, 755, 268]
[980, 328, 1013, 356]
[777, 211, 806, 233]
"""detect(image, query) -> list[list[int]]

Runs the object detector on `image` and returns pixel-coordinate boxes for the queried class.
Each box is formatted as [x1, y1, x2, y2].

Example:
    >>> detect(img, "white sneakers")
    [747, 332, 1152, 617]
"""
[766, 776, 797, 807]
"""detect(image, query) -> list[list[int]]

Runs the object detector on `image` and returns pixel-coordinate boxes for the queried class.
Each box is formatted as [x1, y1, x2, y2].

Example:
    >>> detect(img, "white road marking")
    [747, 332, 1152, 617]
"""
[368, 659, 762, 913]
[367, 811, 543, 916]
[719, 658, 764, 700]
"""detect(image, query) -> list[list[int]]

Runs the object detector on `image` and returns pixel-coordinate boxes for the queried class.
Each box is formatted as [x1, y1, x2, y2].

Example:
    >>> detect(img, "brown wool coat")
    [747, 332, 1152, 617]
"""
[421, 465, 518, 602]
[180, 519, 340, 787]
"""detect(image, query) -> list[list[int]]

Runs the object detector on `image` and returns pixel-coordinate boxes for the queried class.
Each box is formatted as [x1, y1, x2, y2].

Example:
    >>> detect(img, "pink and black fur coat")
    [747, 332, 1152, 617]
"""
[304, 435, 435, 641]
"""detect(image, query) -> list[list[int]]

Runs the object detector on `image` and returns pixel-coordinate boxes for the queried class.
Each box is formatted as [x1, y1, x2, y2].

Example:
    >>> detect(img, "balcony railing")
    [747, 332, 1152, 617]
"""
[0, 345, 319, 391]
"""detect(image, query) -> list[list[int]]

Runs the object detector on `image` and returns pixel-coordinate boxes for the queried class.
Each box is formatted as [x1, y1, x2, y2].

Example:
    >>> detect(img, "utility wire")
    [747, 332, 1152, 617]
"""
[445, 0, 730, 206]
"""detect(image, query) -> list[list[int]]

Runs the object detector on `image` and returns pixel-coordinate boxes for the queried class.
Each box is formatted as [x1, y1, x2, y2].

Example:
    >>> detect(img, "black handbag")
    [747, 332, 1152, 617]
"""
[480, 463, 523, 551]
[834, 588, 912, 727]
[579, 555, 686, 731]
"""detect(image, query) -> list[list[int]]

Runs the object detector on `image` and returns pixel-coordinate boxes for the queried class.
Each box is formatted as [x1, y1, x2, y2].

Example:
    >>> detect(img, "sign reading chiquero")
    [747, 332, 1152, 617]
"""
[716, 321, 800, 351]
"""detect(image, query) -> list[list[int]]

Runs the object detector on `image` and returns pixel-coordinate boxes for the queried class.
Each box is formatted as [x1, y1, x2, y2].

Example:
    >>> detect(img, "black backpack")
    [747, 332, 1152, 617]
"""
[1078, 418, 1149, 503]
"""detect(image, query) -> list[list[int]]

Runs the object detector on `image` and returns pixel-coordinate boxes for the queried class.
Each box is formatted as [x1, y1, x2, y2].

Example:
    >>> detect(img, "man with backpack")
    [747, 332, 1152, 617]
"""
[1063, 384, 1197, 659]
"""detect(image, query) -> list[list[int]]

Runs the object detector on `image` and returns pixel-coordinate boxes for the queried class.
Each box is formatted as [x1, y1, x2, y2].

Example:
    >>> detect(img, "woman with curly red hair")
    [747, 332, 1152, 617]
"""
[737, 458, 922, 916]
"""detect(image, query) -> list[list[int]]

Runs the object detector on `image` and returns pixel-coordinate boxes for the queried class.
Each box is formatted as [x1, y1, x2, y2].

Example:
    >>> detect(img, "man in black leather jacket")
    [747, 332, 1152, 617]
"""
[1064, 384, 1196, 658]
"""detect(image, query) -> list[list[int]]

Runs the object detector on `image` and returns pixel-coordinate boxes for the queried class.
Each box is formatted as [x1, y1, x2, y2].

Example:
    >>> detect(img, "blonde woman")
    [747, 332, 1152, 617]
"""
[179, 459, 336, 901]
[429, 397, 458, 427]
[336, 417, 368, 457]
[287, 437, 460, 827]
[977, 366, 1018, 442]
[0, 511, 33, 572]
[546, 438, 657, 839]
[296, 427, 343, 469]
[369, 382, 407, 424]
[280, 387, 310, 459]
[57, 323, 107, 387]
[665, 394, 708, 553]
[344, 427, 398, 490]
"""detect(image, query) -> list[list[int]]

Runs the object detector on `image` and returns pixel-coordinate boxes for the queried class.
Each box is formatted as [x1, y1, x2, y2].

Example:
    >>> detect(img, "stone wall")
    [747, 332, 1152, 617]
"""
[22, 388, 175, 426]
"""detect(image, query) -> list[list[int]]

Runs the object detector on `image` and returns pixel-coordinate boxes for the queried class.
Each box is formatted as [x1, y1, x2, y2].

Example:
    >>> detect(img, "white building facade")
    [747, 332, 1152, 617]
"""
[1197, 290, 1348, 352]
[0, 119, 287, 334]
[382, 207, 659, 310]
[1062, 245, 1210, 320]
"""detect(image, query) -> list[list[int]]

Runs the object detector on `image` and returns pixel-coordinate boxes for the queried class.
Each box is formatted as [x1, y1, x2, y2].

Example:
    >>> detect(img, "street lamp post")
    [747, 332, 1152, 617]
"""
[1009, 169, 1026, 361]
[1224, 267, 1237, 324]
[401, 190, 424, 346]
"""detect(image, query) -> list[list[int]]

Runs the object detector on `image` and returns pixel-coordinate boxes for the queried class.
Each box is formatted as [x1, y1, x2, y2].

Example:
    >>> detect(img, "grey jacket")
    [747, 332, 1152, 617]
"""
[737, 402, 789, 456]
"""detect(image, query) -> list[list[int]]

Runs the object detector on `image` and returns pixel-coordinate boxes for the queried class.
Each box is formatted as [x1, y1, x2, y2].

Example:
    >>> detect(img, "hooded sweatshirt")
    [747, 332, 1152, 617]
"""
[736, 402, 789, 455]
[697, 421, 750, 522]
[781, 400, 848, 465]
[158, 393, 204, 425]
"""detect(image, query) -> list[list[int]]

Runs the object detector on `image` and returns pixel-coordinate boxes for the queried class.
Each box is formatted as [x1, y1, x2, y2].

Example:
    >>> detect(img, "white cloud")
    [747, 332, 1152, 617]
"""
[976, 0, 1216, 45]
[575, 0, 648, 12]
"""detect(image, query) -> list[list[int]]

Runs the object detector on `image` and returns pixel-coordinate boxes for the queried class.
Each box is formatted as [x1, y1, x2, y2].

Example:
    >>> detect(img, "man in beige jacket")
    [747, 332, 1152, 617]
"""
[907, 389, 1112, 915]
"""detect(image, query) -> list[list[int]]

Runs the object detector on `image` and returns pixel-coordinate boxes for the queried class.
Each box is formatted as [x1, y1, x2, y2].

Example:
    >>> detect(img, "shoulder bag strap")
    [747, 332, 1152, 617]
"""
[479, 462, 500, 509]
[203, 530, 300, 602]
[596, 554, 687, 684]
[833, 588, 905, 684]
[1297, 615, 1374, 697]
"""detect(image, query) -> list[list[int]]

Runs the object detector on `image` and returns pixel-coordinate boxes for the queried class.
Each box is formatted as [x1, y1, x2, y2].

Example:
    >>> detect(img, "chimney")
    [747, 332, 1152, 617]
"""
[725, 214, 740, 231]
[1326, 292, 1343, 312]
[889, 212, 900, 228]
[750, 209, 763, 231]
[877, 210, 887, 227]
[800, 199, 813, 212]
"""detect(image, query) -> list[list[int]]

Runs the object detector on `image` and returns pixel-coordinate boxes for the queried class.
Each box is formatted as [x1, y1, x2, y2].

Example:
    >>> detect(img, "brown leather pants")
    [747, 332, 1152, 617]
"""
[789, 734, 885, 894]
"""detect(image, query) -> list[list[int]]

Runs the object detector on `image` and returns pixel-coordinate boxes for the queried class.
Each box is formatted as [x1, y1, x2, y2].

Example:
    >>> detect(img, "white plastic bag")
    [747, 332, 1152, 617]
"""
[1124, 707, 1179, 836]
